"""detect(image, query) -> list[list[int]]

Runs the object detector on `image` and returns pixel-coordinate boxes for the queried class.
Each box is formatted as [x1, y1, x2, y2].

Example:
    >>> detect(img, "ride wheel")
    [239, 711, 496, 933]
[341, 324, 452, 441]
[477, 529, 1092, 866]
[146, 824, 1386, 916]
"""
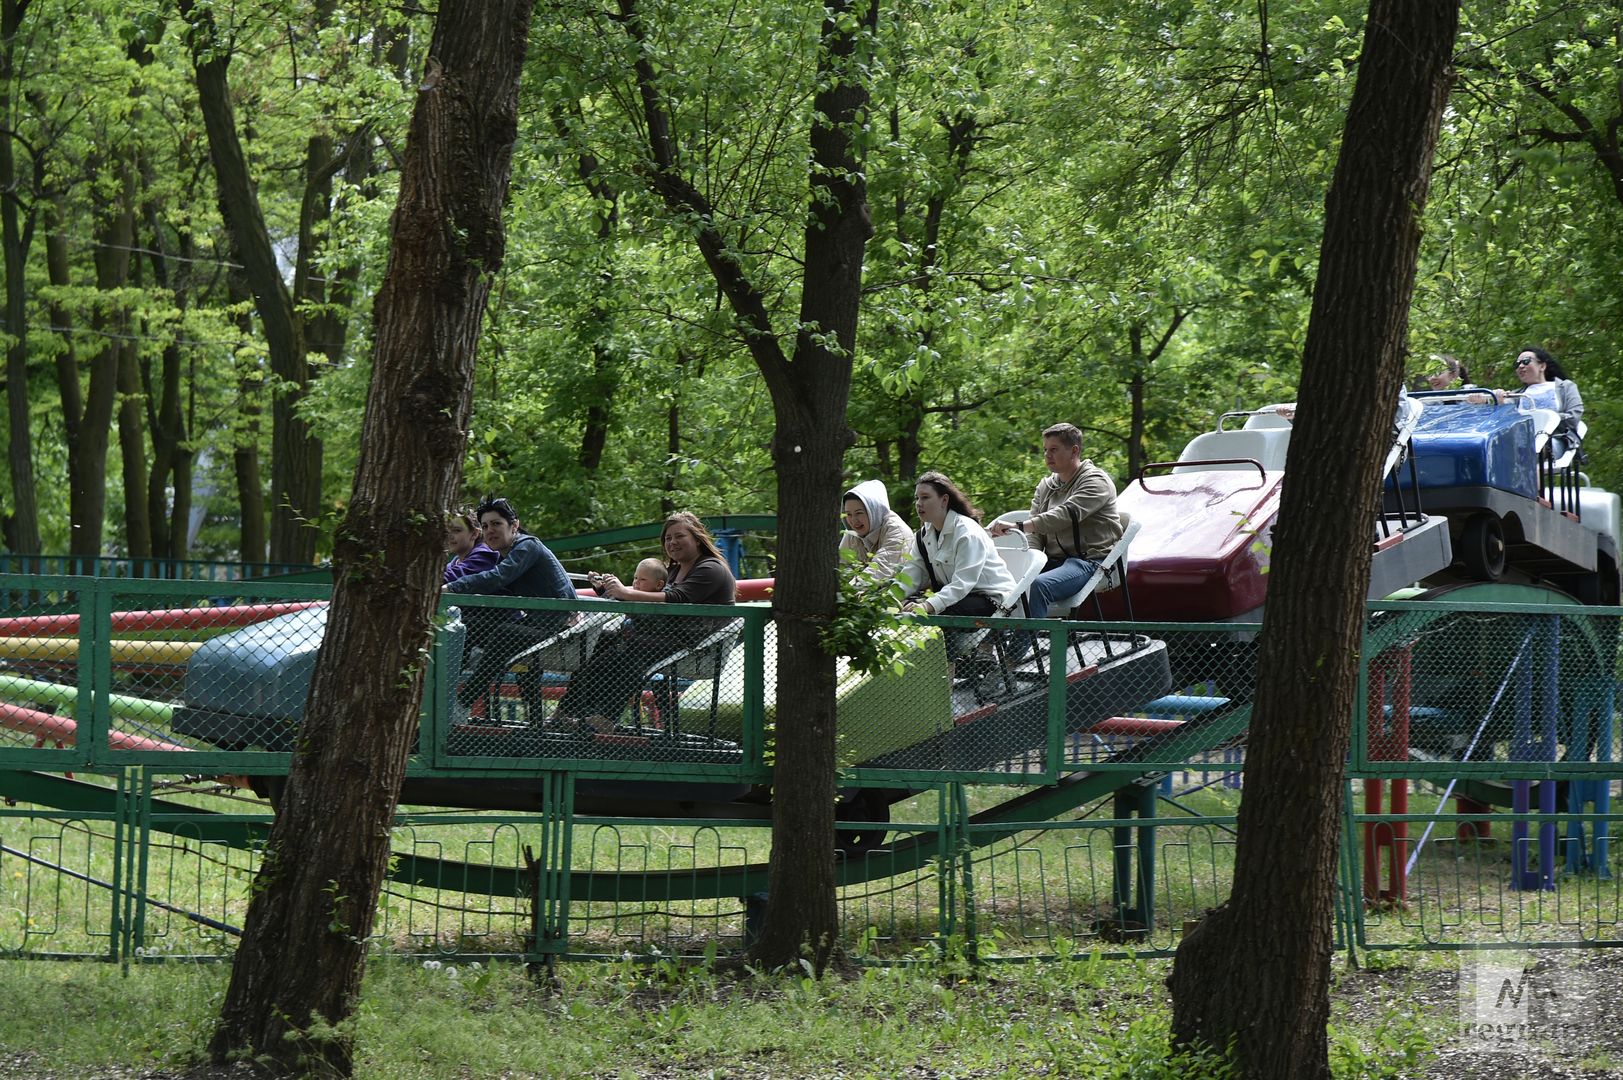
[1459, 513, 1507, 581]
[834, 787, 893, 858]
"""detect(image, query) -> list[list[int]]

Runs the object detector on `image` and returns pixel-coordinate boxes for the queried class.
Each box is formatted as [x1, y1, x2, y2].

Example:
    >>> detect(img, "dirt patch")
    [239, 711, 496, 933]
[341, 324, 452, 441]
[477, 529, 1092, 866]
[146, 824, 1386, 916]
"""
[1415, 950, 1623, 1079]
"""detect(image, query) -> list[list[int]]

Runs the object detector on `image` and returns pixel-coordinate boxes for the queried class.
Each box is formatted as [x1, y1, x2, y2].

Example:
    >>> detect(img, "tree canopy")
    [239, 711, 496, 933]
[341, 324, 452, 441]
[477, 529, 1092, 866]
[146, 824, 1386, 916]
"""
[2, 0, 1618, 560]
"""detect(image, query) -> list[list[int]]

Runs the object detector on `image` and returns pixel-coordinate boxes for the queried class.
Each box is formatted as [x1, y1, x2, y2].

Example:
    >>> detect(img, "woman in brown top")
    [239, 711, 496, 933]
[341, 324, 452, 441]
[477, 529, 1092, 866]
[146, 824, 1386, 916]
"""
[556, 512, 737, 729]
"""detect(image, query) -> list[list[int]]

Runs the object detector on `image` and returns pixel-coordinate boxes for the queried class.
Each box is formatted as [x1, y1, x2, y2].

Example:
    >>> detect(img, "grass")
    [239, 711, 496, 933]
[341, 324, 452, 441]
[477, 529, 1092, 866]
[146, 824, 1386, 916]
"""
[0, 946, 1456, 1079]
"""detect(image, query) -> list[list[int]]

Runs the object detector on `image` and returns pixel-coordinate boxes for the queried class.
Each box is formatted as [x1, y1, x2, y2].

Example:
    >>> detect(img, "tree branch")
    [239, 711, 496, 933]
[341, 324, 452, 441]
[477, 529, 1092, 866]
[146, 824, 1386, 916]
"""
[614, 0, 789, 389]
[1145, 307, 1189, 363]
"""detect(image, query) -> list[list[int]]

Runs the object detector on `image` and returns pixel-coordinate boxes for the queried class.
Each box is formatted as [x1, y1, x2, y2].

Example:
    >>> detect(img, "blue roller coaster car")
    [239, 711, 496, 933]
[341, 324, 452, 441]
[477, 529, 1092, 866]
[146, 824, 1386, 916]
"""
[1391, 394, 1618, 600]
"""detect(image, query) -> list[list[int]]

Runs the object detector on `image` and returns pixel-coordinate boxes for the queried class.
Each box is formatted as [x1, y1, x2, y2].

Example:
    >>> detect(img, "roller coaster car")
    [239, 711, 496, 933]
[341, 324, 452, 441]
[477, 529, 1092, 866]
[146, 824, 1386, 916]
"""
[1391, 394, 1619, 601]
[1086, 401, 1455, 691]
[169, 594, 1174, 823]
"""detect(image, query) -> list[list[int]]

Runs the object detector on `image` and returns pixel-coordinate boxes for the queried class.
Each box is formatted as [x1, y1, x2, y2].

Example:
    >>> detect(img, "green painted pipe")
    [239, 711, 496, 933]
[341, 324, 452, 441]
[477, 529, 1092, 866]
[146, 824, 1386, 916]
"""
[0, 673, 175, 724]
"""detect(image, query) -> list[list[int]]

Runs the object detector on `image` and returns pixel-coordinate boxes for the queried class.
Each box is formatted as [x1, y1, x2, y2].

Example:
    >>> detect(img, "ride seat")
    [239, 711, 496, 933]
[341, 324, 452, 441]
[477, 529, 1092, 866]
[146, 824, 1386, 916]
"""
[1050, 515, 1141, 619]
[1383, 394, 1425, 482]
[501, 609, 620, 723]
[1242, 406, 1295, 430]
[638, 618, 745, 736]
[946, 532, 1045, 702]
[1174, 429, 1291, 473]
[1550, 419, 1587, 472]
[1528, 407, 1563, 458]
[505, 610, 619, 676]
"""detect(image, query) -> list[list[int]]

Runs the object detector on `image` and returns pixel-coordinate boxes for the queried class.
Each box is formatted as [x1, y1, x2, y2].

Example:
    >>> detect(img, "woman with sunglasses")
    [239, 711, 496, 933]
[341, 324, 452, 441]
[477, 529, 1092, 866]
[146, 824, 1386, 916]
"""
[1492, 347, 1584, 456]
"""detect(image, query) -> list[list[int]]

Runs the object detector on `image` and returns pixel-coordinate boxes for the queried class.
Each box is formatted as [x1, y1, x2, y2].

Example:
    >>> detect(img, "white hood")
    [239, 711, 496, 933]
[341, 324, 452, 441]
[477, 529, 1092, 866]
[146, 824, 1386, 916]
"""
[844, 479, 892, 539]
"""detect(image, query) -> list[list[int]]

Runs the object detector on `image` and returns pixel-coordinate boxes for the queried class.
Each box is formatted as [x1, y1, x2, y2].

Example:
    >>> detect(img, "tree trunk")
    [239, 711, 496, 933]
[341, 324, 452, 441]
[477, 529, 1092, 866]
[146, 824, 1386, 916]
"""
[229, 273, 267, 567]
[663, 388, 679, 517]
[749, 0, 877, 971]
[0, 0, 40, 556]
[48, 180, 128, 561]
[571, 139, 620, 477]
[1166, 4, 1458, 1078]
[181, 0, 320, 566]
[117, 334, 151, 562]
[1127, 325, 1146, 481]
[131, 33, 191, 563]
[207, 4, 531, 1074]
[617, 0, 876, 971]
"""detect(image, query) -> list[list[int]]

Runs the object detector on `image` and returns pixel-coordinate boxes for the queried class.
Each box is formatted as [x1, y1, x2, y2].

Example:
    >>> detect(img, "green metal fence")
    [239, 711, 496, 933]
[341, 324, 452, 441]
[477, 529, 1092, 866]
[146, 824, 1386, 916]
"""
[0, 555, 316, 582]
[0, 573, 1617, 965]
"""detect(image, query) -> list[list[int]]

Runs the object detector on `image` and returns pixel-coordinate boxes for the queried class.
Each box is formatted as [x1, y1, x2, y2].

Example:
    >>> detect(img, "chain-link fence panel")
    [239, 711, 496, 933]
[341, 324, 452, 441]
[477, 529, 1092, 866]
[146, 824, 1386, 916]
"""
[841, 619, 1263, 781]
[836, 617, 1182, 782]
[106, 582, 339, 764]
[0, 577, 92, 766]
[1357, 601, 1620, 777]
[440, 598, 761, 780]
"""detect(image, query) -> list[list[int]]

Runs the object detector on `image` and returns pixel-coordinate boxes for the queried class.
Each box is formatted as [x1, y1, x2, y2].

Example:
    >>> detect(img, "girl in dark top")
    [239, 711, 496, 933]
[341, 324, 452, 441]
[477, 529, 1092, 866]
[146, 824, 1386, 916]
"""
[555, 512, 737, 729]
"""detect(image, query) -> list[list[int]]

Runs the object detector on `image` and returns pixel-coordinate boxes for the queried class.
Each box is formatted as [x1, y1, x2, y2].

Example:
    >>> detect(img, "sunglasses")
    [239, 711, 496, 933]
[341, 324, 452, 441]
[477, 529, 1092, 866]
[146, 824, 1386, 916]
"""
[1514, 358, 1538, 369]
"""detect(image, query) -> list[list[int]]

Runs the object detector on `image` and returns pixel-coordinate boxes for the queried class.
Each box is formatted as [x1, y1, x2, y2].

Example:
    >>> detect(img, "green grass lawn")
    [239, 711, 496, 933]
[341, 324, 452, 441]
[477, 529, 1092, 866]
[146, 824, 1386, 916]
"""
[0, 947, 1454, 1079]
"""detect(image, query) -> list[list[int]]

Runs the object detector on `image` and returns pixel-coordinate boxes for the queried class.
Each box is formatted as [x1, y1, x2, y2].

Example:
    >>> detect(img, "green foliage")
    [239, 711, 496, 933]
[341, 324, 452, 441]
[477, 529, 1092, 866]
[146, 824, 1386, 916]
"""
[0, 953, 1458, 1079]
[820, 552, 914, 676]
[2, 0, 1618, 555]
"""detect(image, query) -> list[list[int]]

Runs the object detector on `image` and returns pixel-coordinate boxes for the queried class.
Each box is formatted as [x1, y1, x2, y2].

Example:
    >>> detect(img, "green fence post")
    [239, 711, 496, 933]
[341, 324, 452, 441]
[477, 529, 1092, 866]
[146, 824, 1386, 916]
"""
[1339, 778, 1364, 965]
[73, 582, 102, 764]
[130, 768, 155, 966]
[954, 783, 978, 963]
[111, 769, 128, 968]
[742, 608, 766, 767]
[936, 785, 956, 947]
[528, 771, 575, 977]
[1045, 625, 1066, 782]
[1351, 612, 1371, 773]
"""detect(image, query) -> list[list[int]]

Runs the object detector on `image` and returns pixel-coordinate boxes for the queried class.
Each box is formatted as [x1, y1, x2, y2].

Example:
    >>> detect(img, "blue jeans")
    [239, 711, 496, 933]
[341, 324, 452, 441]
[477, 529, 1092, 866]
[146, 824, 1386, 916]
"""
[1029, 557, 1101, 619]
[1010, 557, 1100, 659]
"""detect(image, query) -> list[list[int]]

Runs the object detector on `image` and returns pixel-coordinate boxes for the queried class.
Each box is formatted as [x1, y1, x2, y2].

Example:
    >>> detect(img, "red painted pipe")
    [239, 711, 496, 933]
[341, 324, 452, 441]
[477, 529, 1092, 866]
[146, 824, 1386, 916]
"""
[1083, 717, 1185, 736]
[579, 578, 775, 603]
[0, 601, 325, 638]
[0, 701, 193, 753]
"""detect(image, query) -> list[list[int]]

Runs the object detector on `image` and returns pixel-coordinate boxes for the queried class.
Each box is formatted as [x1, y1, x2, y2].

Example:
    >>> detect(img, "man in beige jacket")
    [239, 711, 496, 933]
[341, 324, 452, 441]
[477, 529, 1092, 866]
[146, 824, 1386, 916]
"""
[990, 423, 1123, 625]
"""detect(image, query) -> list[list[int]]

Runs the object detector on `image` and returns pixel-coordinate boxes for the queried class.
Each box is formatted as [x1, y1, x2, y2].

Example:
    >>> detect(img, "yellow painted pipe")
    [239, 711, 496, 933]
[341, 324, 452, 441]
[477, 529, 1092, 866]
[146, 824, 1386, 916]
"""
[0, 637, 200, 665]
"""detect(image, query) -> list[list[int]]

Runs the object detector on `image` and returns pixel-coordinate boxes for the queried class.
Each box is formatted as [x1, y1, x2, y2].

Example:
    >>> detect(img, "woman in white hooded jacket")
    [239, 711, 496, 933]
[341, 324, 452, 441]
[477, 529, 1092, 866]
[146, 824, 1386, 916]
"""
[838, 479, 916, 584]
[897, 471, 1017, 617]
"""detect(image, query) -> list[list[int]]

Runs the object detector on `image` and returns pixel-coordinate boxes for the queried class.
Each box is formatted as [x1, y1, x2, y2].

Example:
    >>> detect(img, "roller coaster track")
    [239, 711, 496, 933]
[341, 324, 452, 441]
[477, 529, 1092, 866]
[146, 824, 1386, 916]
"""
[0, 702, 1250, 905]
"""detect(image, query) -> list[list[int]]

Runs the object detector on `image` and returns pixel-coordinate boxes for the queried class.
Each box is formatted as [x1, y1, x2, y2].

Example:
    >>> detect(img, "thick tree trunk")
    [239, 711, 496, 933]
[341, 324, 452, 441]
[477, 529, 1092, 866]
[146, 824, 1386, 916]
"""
[1166, 4, 1458, 1077]
[1, 0, 39, 555]
[750, 0, 876, 972]
[181, 0, 320, 566]
[207, 5, 531, 1074]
